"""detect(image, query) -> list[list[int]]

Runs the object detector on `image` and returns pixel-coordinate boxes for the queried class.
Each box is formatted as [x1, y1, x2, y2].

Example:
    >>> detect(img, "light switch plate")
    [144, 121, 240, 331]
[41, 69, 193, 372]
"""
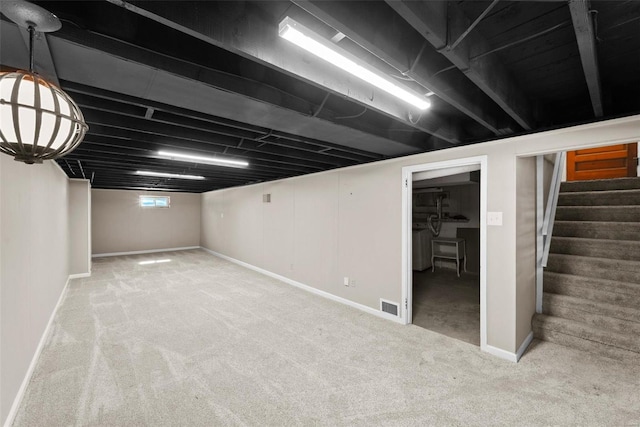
[487, 211, 503, 226]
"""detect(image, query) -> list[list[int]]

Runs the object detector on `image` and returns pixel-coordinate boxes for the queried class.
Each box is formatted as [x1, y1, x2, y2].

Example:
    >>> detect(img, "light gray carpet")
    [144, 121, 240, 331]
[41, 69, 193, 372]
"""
[13, 249, 640, 426]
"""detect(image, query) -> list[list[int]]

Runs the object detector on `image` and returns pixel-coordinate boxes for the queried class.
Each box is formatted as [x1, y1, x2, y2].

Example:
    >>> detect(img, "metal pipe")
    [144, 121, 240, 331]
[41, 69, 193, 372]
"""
[334, 107, 368, 120]
[313, 92, 331, 117]
[77, 159, 86, 179]
[64, 159, 76, 175]
[427, 193, 447, 237]
[449, 0, 500, 51]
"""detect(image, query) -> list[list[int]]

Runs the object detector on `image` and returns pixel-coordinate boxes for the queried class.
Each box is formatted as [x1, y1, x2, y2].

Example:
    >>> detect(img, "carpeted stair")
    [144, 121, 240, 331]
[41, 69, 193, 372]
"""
[533, 177, 640, 361]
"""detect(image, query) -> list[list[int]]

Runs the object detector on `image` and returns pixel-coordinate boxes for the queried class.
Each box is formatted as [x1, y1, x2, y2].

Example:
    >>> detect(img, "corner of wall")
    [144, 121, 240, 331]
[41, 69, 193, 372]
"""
[515, 156, 537, 351]
[0, 158, 72, 425]
[68, 180, 91, 276]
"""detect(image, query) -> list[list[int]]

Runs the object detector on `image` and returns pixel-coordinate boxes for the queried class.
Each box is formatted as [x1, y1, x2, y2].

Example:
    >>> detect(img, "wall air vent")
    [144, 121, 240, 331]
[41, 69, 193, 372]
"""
[380, 299, 399, 316]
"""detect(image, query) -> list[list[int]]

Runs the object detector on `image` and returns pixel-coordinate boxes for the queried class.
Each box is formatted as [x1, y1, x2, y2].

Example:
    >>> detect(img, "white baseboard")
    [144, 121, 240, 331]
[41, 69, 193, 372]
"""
[200, 247, 404, 324]
[481, 330, 534, 363]
[516, 331, 534, 361]
[482, 344, 518, 363]
[92, 246, 200, 258]
[68, 272, 91, 279]
[3, 275, 72, 427]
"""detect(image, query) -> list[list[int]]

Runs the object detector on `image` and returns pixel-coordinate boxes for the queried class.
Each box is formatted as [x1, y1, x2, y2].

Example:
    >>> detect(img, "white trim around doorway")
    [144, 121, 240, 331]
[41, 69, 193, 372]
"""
[401, 155, 488, 351]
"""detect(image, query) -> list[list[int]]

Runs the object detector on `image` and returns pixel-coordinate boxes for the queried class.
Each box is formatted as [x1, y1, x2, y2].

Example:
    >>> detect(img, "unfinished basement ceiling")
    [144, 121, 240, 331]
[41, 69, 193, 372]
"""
[1, 0, 639, 192]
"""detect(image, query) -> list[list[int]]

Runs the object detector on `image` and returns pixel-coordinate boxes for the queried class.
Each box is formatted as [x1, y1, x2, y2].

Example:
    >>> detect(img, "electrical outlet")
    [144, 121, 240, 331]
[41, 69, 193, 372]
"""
[290, 263, 294, 271]
[349, 279, 356, 288]
[343, 277, 349, 286]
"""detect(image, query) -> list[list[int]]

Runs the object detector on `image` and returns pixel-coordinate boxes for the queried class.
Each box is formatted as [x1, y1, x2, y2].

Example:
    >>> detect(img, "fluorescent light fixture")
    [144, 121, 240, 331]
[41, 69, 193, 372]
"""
[136, 170, 205, 180]
[138, 259, 171, 265]
[279, 17, 431, 111]
[130, 187, 175, 192]
[158, 150, 249, 167]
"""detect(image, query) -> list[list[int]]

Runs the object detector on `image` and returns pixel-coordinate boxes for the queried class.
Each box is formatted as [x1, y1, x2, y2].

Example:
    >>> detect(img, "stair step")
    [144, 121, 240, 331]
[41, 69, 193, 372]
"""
[553, 221, 640, 240]
[538, 177, 640, 361]
[558, 189, 640, 206]
[533, 319, 640, 362]
[555, 205, 640, 222]
[546, 253, 640, 283]
[543, 294, 640, 336]
[560, 177, 640, 193]
[533, 314, 640, 356]
[543, 293, 640, 325]
[544, 271, 640, 303]
[550, 236, 640, 261]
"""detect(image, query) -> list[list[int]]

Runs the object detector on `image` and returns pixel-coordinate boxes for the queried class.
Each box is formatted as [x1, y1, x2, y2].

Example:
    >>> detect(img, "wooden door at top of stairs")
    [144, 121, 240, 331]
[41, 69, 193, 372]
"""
[567, 143, 638, 181]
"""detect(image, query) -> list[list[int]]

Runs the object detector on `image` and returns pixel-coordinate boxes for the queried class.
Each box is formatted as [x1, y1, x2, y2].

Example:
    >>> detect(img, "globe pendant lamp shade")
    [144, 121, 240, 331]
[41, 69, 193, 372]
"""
[0, 70, 87, 164]
[0, 1, 87, 164]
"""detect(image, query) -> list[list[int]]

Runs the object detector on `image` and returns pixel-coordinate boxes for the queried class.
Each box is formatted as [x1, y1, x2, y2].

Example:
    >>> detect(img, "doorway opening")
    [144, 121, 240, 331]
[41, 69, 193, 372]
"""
[402, 156, 487, 349]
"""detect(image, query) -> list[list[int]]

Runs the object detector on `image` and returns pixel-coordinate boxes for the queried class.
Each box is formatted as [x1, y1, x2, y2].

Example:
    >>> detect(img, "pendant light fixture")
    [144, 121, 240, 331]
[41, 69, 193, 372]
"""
[0, 1, 87, 164]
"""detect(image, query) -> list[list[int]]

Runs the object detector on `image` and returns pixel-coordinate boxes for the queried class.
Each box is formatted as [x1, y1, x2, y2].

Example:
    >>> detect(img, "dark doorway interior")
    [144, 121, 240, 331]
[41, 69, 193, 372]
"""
[412, 270, 480, 346]
[411, 170, 481, 345]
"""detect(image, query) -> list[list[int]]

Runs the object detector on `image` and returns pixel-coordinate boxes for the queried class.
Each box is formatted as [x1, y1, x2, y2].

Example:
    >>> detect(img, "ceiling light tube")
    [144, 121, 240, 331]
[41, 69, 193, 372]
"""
[158, 150, 249, 167]
[136, 170, 205, 180]
[279, 16, 431, 111]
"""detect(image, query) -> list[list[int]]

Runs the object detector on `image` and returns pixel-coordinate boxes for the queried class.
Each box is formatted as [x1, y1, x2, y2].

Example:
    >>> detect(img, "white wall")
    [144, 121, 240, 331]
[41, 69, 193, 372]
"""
[516, 157, 537, 346]
[0, 152, 3, 425]
[92, 189, 201, 255]
[0, 158, 70, 425]
[69, 180, 91, 275]
[201, 115, 640, 356]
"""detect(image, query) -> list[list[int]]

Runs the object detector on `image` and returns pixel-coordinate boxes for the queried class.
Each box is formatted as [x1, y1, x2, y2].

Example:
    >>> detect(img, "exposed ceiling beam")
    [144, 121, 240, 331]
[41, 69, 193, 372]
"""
[81, 108, 357, 168]
[293, 0, 511, 135]
[61, 80, 383, 161]
[60, 154, 289, 190]
[61, 154, 262, 179]
[78, 135, 327, 174]
[51, 31, 425, 155]
[1, 19, 426, 156]
[79, 133, 319, 176]
[568, 0, 604, 117]
[67, 92, 378, 164]
[385, 0, 536, 130]
[89, 186, 202, 193]
[105, 0, 459, 144]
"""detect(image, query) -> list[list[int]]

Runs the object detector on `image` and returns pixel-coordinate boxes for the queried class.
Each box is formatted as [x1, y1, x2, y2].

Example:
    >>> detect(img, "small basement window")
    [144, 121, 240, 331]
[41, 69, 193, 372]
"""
[140, 196, 170, 208]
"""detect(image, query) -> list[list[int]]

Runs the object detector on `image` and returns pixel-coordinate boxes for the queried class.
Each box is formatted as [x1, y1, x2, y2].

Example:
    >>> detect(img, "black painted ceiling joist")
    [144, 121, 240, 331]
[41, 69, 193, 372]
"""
[2, 1, 637, 193]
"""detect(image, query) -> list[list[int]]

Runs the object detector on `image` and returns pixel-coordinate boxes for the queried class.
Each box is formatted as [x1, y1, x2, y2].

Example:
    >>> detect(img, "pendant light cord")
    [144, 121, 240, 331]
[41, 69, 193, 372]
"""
[28, 25, 35, 73]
